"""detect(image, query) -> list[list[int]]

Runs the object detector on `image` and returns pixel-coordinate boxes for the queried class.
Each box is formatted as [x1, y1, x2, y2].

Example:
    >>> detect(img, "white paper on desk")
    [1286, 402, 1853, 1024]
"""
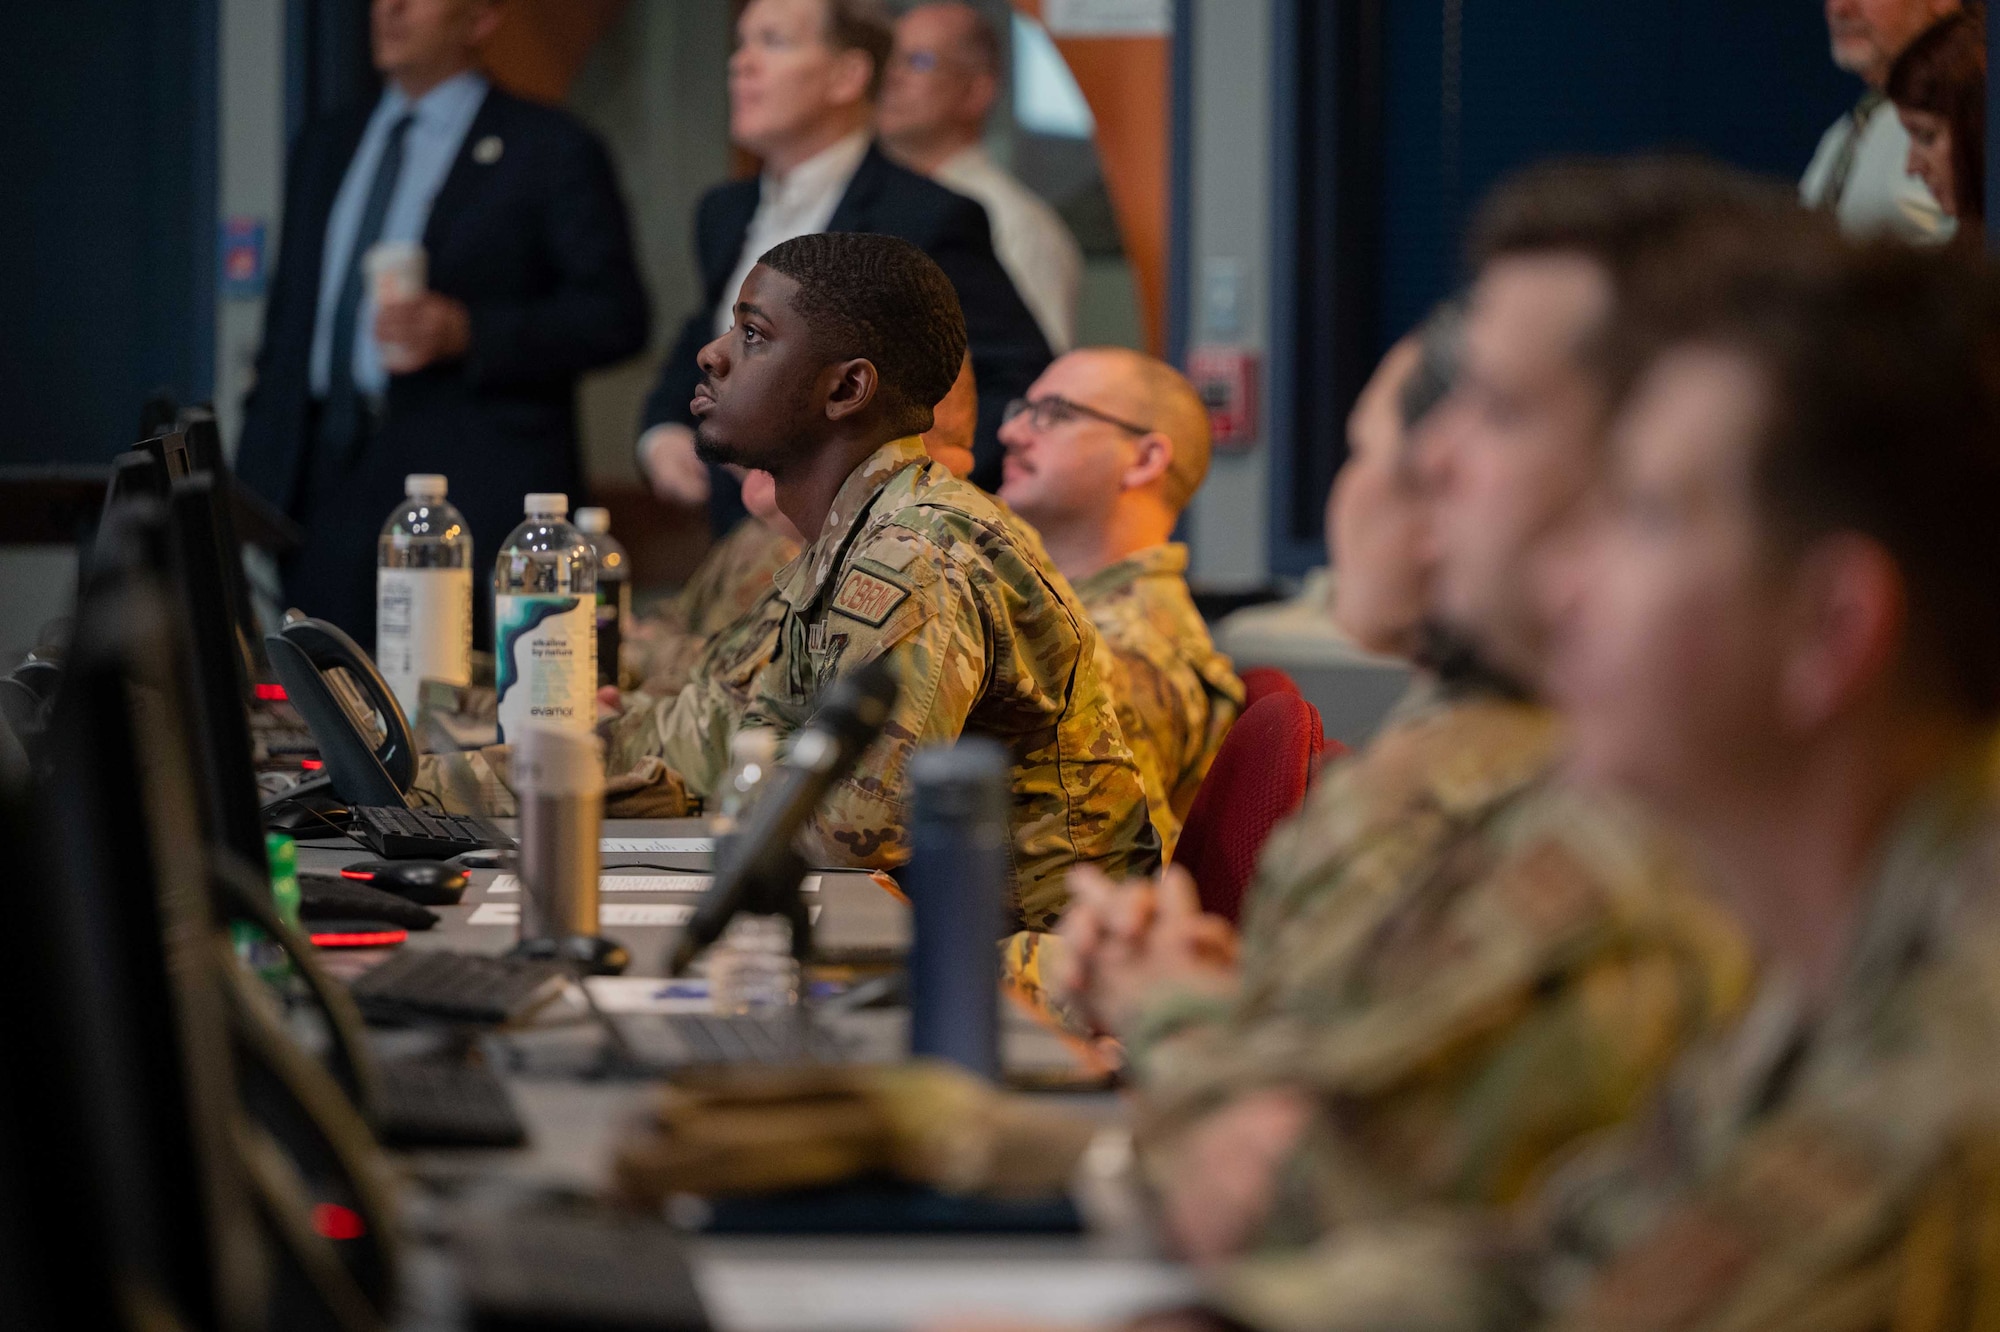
[466, 901, 818, 927]
[601, 836, 713, 853]
[694, 1257, 1198, 1332]
[581, 976, 713, 1014]
[486, 874, 821, 895]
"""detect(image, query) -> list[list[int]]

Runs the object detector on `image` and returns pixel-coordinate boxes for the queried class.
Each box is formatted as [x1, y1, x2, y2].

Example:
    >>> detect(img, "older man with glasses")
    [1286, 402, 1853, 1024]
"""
[996, 347, 1243, 860]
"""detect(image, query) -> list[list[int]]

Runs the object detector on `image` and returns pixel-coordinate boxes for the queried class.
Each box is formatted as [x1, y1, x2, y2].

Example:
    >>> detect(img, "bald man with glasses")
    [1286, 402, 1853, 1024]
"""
[997, 348, 1243, 859]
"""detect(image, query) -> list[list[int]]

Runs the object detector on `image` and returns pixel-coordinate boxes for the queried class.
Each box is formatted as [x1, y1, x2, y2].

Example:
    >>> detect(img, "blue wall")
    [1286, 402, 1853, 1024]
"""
[0, 0, 217, 464]
[1379, 1, 1856, 359]
[1269, 0, 1860, 574]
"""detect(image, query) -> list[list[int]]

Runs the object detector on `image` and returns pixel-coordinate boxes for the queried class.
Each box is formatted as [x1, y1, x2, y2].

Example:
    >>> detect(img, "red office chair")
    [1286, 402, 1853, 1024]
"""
[1237, 665, 1302, 710]
[1174, 692, 1328, 925]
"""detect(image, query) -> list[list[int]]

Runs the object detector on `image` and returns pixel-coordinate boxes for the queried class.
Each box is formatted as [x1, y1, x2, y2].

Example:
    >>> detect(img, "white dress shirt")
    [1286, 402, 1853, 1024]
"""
[933, 145, 1082, 352]
[1800, 93, 1955, 245]
[310, 71, 490, 397]
[712, 130, 874, 337]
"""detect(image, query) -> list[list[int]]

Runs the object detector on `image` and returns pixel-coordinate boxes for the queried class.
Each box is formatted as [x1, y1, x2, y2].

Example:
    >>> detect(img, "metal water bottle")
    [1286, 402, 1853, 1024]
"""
[901, 738, 1010, 1078]
[515, 722, 604, 943]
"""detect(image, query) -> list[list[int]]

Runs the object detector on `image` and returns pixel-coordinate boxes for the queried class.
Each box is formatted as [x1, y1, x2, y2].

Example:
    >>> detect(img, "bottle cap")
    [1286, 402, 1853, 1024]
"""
[405, 473, 447, 498]
[730, 727, 780, 766]
[574, 506, 610, 534]
[523, 492, 568, 516]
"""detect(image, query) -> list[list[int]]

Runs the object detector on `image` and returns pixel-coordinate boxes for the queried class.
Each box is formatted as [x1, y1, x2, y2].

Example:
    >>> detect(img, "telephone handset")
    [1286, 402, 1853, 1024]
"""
[266, 618, 416, 808]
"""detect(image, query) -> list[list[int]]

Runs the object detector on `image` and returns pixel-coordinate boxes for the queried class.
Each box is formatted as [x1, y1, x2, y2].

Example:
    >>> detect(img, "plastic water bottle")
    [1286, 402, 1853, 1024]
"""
[708, 915, 800, 1015]
[713, 727, 778, 832]
[493, 493, 597, 742]
[376, 473, 472, 722]
[573, 506, 630, 690]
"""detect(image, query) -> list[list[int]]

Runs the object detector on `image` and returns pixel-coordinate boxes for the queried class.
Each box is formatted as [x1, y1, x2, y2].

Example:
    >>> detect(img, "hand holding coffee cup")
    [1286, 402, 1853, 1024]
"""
[365, 242, 470, 373]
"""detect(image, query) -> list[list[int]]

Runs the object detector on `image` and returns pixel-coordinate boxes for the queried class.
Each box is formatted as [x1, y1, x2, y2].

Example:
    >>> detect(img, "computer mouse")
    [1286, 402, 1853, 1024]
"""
[266, 796, 351, 839]
[339, 858, 469, 906]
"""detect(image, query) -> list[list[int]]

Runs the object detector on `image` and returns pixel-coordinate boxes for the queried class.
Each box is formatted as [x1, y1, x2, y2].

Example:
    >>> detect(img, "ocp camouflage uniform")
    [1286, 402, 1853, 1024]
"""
[1129, 680, 1752, 1256]
[616, 435, 1159, 928]
[627, 516, 800, 696]
[1073, 542, 1243, 859]
[1208, 743, 2000, 1332]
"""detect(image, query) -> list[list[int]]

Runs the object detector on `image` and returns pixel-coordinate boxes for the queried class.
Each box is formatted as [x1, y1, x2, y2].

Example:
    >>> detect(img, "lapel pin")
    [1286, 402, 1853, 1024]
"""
[473, 135, 503, 165]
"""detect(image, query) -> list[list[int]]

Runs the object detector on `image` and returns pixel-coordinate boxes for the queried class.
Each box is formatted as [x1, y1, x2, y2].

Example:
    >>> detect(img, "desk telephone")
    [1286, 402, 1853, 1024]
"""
[265, 617, 512, 857]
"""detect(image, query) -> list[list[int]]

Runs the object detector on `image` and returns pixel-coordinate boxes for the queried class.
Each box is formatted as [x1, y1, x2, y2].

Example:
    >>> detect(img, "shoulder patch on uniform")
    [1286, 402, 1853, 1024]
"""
[830, 566, 911, 626]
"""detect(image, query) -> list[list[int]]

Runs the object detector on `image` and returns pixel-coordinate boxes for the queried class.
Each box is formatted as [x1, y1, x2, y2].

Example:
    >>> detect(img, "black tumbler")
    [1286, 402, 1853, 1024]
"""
[902, 738, 1011, 1078]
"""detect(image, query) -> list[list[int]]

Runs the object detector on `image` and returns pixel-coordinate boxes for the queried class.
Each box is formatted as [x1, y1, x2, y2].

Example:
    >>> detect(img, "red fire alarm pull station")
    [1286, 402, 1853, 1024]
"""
[1186, 346, 1260, 451]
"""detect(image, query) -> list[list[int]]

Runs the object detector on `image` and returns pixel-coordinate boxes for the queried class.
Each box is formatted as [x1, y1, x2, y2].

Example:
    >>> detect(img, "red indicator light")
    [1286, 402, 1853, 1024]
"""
[254, 683, 288, 702]
[308, 929, 408, 948]
[311, 1202, 366, 1241]
[338, 869, 376, 882]
[300, 759, 324, 771]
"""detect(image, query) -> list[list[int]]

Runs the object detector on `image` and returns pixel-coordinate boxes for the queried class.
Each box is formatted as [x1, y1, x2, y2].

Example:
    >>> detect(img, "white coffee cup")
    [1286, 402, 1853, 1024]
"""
[364, 240, 426, 304]
[364, 241, 427, 368]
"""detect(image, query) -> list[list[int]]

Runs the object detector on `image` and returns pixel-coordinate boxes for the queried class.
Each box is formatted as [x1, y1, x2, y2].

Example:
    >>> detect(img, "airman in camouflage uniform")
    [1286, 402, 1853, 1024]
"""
[1074, 542, 1243, 858]
[617, 434, 1158, 928]
[994, 347, 1234, 856]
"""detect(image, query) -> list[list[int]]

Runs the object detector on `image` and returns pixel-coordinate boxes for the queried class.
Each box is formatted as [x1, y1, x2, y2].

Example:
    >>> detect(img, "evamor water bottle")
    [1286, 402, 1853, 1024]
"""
[493, 493, 597, 742]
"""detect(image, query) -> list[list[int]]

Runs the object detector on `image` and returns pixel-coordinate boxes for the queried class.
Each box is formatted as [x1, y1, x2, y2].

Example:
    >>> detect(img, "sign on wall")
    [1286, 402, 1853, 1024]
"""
[1043, 0, 1172, 37]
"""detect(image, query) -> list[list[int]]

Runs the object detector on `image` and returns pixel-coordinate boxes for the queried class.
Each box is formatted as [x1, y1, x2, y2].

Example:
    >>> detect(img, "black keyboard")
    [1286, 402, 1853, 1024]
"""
[348, 949, 566, 1026]
[456, 1208, 711, 1332]
[372, 1058, 526, 1148]
[353, 803, 514, 859]
[667, 1013, 843, 1066]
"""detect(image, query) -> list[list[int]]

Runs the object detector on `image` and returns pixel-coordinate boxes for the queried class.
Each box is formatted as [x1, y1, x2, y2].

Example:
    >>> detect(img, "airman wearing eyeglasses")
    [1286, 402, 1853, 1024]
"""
[997, 348, 1244, 860]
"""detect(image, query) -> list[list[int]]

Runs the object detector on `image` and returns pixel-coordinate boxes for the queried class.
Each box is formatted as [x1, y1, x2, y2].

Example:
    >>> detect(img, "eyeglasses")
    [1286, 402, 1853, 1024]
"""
[1002, 395, 1155, 437]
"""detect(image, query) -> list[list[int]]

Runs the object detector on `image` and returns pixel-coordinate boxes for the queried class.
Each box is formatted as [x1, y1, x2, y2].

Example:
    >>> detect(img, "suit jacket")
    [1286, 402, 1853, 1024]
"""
[239, 85, 649, 579]
[641, 143, 1052, 501]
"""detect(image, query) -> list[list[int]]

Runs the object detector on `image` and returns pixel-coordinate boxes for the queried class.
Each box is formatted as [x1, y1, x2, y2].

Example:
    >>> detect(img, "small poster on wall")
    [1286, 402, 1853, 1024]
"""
[1043, 0, 1173, 37]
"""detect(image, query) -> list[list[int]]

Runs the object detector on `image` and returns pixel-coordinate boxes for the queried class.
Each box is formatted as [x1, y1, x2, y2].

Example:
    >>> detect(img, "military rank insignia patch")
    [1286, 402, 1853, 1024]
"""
[830, 567, 910, 626]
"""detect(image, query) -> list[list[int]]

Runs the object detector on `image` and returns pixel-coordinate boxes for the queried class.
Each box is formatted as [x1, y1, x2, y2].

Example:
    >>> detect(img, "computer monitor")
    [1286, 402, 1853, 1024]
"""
[167, 474, 270, 873]
[15, 501, 263, 1330]
[179, 413, 274, 689]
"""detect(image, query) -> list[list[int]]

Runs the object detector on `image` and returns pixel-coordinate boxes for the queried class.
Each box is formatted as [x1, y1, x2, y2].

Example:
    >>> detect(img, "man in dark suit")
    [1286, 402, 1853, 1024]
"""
[239, 0, 649, 646]
[636, 0, 1049, 532]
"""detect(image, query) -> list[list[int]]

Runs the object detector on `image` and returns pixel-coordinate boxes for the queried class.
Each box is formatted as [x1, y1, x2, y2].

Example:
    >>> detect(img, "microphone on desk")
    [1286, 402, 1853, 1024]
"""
[668, 657, 899, 975]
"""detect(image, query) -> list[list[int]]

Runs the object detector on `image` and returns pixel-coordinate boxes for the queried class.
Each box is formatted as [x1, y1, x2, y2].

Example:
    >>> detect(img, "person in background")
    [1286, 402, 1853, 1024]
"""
[238, 0, 649, 645]
[878, 1, 1084, 354]
[621, 233, 1153, 925]
[1888, 6, 1988, 228]
[636, 0, 1050, 530]
[995, 348, 1241, 859]
[1801, 0, 1959, 242]
[1042, 162, 1778, 1269]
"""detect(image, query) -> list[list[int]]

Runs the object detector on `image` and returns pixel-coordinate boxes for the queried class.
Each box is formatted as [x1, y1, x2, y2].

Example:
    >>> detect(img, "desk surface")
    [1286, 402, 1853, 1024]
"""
[292, 819, 1186, 1332]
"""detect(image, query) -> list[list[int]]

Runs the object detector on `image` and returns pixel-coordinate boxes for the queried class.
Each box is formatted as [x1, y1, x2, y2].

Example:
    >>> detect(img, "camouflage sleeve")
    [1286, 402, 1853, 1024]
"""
[1204, 1216, 1531, 1332]
[606, 670, 744, 804]
[606, 592, 790, 799]
[1137, 800, 1751, 1242]
[1097, 633, 1184, 860]
[765, 562, 987, 871]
